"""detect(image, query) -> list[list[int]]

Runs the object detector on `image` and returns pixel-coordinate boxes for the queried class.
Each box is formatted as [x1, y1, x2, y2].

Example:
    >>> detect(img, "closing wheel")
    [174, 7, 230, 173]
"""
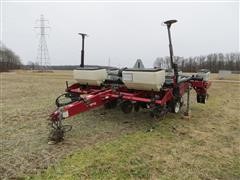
[197, 94, 208, 104]
[134, 103, 140, 112]
[150, 105, 168, 119]
[121, 101, 133, 114]
[202, 94, 208, 104]
[104, 100, 118, 109]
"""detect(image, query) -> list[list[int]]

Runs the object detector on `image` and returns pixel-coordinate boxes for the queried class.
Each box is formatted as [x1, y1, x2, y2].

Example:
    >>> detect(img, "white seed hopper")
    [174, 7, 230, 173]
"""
[196, 69, 210, 81]
[122, 68, 165, 91]
[73, 67, 107, 86]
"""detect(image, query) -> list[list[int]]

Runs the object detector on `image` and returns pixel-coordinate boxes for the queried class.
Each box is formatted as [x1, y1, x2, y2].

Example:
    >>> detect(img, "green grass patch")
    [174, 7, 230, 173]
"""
[33, 131, 170, 179]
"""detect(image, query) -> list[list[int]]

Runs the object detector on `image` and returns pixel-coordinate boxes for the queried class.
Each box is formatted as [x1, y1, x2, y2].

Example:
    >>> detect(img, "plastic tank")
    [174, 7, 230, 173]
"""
[73, 67, 107, 86]
[122, 68, 165, 91]
[196, 69, 210, 81]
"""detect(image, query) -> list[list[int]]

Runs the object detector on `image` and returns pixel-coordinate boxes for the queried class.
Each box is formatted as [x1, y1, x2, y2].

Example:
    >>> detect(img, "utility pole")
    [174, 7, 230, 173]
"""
[78, 33, 88, 67]
[35, 14, 51, 71]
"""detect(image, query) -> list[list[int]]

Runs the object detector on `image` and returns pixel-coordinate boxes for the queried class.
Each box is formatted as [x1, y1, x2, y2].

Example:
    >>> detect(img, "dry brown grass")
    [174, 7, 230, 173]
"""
[210, 73, 240, 81]
[1, 70, 240, 179]
[0, 70, 157, 178]
[183, 72, 240, 81]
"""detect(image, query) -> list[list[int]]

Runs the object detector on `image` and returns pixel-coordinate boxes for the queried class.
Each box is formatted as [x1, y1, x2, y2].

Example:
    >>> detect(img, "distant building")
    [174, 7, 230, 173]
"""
[133, 59, 145, 69]
[219, 70, 231, 79]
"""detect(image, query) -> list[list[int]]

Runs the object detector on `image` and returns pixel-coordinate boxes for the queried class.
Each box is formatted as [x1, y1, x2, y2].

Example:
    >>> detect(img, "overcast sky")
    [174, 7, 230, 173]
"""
[1, 1, 239, 67]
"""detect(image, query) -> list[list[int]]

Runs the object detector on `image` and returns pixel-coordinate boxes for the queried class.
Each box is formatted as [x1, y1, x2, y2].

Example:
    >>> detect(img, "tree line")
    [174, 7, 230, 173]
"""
[154, 52, 240, 73]
[1, 46, 239, 73]
[0, 42, 22, 72]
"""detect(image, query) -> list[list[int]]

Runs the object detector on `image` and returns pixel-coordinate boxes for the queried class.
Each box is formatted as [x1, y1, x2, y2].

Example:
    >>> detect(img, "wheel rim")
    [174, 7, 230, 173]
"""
[175, 102, 180, 113]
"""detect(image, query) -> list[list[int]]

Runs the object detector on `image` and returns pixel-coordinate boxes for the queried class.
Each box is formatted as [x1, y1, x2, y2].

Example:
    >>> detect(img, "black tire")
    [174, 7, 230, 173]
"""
[171, 101, 181, 113]
[140, 102, 147, 109]
[197, 94, 201, 103]
[149, 108, 160, 119]
[121, 101, 133, 114]
[134, 103, 140, 112]
[202, 94, 208, 104]
[104, 100, 118, 109]
[197, 94, 208, 104]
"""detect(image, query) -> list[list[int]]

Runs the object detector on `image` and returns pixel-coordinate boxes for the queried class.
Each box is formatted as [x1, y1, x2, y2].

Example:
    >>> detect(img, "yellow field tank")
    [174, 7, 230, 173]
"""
[122, 68, 165, 91]
[73, 67, 107, 86]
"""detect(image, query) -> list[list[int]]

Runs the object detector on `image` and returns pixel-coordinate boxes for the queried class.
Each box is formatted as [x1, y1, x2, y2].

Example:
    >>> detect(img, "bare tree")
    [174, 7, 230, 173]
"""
[0, 42, 22, 72]
[154, 52, 240, 72]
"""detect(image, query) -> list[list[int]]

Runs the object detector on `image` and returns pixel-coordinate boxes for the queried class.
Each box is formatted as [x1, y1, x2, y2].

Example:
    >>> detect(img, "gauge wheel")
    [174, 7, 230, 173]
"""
[121, 101, 133, 114]
[171, 101, 181, 113]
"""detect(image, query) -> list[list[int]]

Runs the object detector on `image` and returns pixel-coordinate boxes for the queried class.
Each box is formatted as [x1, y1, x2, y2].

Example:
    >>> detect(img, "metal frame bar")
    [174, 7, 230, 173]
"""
[50, 80, 211, 122]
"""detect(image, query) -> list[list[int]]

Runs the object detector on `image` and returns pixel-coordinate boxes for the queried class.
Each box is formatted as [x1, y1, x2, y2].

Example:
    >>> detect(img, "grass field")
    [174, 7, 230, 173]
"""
[1, 70, 240, 179]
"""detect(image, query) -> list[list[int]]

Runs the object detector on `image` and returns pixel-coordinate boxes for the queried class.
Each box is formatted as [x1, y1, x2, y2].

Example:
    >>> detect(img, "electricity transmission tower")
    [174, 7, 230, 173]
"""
[34, 14, 51, 71]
